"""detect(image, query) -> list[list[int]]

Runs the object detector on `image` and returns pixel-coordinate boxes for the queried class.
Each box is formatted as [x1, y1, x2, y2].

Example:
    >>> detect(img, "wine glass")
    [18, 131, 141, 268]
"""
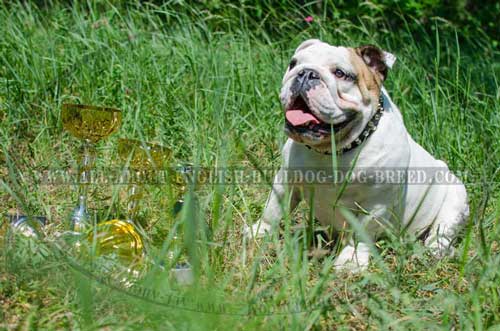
[61, 103, 122, 232]
[166, 163, 209, 284]
[86, 139, 172, 265]
[117, 138, 172, 221]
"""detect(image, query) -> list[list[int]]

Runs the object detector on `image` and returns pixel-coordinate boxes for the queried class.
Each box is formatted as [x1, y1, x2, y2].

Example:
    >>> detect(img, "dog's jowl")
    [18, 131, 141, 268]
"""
[244, 39, 469, 272]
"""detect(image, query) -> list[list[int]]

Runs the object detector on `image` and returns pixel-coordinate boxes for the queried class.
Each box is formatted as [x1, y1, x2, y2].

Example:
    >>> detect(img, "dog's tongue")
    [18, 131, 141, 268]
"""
[286, 110, 321, 126]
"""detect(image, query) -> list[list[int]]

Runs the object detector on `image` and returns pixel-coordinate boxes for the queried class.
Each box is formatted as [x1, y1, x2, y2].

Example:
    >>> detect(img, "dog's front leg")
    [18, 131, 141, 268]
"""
[243, 167, 300, 239]
[333, 241, 371, 273]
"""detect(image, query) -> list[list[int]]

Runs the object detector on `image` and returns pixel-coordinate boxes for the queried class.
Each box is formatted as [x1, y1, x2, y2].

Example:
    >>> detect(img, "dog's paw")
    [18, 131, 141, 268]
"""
[333, 243, 370, 273]
[425, 237, 456, 258]
[243, 222, 271, 240]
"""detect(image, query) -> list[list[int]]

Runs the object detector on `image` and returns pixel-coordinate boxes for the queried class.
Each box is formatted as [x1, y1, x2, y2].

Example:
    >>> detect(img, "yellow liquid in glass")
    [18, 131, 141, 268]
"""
[87, 219, 144, 264]
[117, 138, 171, 170]
[62, 104, 122, 143]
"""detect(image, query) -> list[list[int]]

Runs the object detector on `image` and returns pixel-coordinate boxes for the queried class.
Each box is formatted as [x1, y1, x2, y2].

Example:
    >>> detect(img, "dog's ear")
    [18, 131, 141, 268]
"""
[355, 45, 396, 81]
[382, 51, 396, 69]
[295, 39, 321, 53]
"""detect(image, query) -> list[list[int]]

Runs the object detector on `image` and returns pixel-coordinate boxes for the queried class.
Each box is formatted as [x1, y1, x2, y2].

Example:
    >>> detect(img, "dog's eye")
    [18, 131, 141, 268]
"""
[289, 58, 297, 70]
[334, 68, 345, 79]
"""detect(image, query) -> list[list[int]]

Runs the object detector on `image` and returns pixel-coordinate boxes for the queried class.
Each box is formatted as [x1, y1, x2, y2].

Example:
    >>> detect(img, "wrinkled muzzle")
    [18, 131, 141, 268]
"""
[284, 68, 355, 134]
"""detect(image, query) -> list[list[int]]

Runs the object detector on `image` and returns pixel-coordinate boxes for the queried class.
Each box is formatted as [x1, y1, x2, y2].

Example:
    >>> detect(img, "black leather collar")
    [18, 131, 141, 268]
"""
[305, 95, 384, 155]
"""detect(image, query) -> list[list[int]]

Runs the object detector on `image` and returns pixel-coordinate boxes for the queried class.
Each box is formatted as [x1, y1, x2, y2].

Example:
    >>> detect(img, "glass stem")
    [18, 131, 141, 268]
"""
[78, 140, 96, 214]
[126, 183, 142, 222]
[77, 194, 87, 212]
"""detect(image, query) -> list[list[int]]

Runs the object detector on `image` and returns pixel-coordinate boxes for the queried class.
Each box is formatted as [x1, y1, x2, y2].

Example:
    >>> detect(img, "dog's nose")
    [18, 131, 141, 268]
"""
[293, 69, 321, 94]
[291, 69, 321, 95]
[297, 69, 320, 81]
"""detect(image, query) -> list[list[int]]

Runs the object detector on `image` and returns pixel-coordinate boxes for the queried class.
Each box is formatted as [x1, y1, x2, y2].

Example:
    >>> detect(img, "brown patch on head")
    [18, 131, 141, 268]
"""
[347, 48, 383, 105]
[355, 45, 389, 81]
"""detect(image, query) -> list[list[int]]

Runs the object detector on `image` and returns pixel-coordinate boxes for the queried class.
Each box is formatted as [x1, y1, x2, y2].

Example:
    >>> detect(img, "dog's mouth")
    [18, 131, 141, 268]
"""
[284, 96, 353, 135]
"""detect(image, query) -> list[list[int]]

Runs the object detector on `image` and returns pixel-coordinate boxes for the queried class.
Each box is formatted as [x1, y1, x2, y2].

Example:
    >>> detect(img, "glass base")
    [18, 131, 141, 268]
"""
[70, 210, 90, 232]
[171, 262, 194, 285]
[8, 215, 46, 238]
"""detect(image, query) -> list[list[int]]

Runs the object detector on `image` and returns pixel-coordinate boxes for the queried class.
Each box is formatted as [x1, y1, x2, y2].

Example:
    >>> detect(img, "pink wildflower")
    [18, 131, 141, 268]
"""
[304, 16, 314, 23]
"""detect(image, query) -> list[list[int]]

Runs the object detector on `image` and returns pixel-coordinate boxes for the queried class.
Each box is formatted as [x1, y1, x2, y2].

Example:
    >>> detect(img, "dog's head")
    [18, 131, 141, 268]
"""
[281, 39, 396, 153]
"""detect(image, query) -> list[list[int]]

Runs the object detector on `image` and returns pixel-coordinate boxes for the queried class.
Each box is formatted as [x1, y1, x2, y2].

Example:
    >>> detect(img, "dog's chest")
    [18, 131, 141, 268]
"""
[282, 115, 411, 229]
[299, 174, 400, 230]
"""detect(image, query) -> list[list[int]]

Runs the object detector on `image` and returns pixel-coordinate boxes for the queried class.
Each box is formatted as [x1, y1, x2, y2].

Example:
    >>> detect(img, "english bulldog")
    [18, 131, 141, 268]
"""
[244, 39, 469, 272]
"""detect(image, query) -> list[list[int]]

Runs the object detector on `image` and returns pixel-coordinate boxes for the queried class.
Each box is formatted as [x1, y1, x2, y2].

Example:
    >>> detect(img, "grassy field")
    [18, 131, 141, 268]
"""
[1, 2, 499, 330]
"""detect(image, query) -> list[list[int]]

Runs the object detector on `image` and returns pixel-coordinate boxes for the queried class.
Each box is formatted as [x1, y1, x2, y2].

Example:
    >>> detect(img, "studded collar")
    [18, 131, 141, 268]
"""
[305, 95, 384, 155]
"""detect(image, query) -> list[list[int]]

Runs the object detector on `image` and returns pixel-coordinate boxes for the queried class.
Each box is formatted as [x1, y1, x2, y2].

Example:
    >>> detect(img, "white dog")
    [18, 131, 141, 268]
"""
[244, 39, 469, 272]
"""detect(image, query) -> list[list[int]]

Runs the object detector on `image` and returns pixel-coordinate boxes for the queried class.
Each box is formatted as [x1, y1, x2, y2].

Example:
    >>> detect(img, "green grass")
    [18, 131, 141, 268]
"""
[1, 1, 499, 330]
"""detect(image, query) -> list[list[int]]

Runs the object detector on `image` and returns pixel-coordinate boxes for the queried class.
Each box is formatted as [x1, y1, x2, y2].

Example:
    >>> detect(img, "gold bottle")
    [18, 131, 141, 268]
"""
[86, 219, 144, 264]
